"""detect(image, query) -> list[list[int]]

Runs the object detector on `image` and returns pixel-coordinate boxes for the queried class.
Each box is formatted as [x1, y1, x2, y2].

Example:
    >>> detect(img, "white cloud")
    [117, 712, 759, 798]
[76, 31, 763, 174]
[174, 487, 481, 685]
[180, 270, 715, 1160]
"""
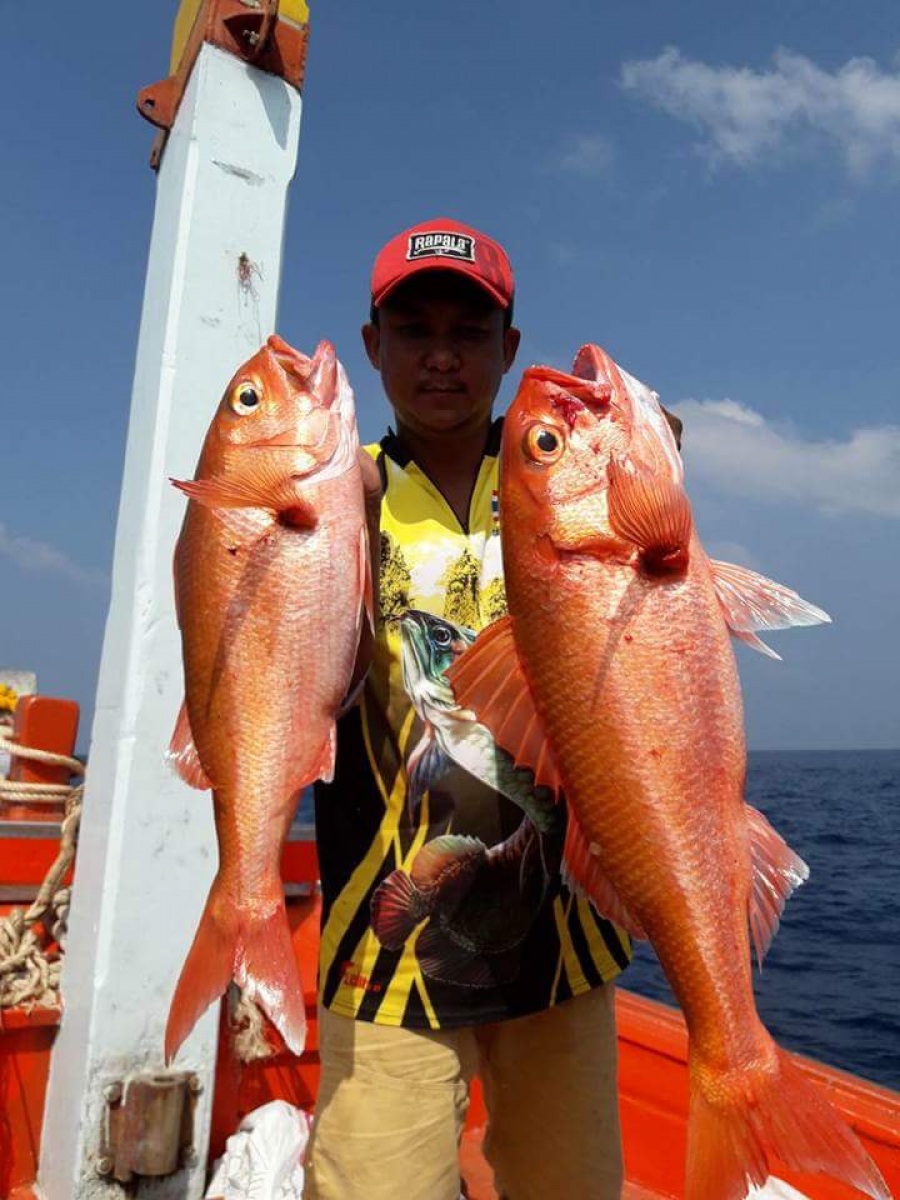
[705, 541, 763, 571]
[0, 521, 108, 588]
[673, 401, 900, 519]
[620, 47, 900, 177]
[698, 399, 765, 427]
[558, 132, 615, 177]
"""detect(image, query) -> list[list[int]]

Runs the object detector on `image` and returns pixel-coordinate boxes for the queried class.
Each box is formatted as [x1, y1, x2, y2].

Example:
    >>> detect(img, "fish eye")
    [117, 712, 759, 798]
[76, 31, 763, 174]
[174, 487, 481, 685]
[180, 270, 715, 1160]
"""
[524, 422, 564, 464]
[432, 626, 452, 647]
[229, 383, 261, 415]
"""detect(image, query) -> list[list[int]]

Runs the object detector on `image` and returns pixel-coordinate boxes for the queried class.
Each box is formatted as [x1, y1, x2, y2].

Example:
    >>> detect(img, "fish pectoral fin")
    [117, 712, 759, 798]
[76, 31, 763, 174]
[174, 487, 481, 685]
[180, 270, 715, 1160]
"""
[711, 558, 831, 658]
[561, 810, 647, 939]
[406, 726, 451, 814]
[606, 457, 692, 573]
[746, 804, 809, 967]
[370, 870, 422, 949]
[731, 628, 783, 661]
[170, 471, 317, 525]
[167, 700, 212, 791]
[445, 616, 563, 799]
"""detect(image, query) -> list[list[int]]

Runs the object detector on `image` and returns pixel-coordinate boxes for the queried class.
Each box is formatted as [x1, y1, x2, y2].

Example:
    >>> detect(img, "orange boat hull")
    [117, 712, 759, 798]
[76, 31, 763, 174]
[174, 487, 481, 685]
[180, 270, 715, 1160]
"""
[3, 859, 899, 1200]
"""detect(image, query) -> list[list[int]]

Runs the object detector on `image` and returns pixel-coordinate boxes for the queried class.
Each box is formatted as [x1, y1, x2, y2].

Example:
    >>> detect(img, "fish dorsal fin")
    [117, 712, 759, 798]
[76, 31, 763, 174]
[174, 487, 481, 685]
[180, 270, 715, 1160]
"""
[562, 811, 647, 940]
[445, 616, 563, 799]
[711, 559, 831, 659]
[746, 804, 809, 968]
[167, 700, 212, 791]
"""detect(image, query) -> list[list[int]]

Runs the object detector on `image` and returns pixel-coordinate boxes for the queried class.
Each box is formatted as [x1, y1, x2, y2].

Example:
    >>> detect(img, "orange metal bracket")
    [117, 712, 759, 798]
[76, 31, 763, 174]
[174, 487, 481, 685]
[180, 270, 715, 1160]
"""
[137, 0, 310, 168]
[8, 697, 79, 789]
[3, 696, 79, 822]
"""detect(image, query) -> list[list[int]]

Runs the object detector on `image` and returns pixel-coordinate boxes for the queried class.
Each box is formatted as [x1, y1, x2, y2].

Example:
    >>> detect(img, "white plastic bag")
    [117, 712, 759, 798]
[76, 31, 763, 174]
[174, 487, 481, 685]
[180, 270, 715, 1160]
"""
[748, 1180, 811, 1199]
[205, 1100, 312, 1200]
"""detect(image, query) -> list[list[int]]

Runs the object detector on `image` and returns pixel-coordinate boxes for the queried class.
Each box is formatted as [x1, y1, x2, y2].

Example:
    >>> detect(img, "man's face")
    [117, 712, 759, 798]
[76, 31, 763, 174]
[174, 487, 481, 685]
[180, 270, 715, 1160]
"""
[362, 271, 520, 439]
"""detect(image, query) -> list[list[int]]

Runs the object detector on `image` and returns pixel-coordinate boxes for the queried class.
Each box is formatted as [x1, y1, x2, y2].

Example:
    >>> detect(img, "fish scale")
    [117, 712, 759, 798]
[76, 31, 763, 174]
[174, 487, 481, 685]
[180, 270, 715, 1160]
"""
[164, 335, 371, 1064]
[510, 551, 755, 1050]
[448, 349, 889, 1200]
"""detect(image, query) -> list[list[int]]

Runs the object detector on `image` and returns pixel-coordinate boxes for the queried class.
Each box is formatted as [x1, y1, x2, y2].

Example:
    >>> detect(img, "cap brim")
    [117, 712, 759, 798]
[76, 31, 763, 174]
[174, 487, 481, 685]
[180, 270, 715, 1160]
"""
[372, 257, 510, 310]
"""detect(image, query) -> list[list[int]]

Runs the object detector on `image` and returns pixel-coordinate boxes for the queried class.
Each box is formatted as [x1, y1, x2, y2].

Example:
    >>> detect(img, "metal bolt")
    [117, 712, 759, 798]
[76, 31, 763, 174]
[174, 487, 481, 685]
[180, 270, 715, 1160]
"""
[104, 1081, 123, 1104]
[96, 1155, 114, 1176]
[244, 29, 260, 46]
[188, 1073, 203, 1095]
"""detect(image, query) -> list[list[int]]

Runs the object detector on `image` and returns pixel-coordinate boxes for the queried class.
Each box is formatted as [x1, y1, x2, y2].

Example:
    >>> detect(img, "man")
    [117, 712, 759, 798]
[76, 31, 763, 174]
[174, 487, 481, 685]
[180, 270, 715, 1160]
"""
[305, 219, 637, 1200]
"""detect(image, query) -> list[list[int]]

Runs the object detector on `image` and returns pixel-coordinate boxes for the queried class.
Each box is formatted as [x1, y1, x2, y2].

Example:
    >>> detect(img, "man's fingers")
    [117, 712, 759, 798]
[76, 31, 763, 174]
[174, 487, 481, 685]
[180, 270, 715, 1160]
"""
[358, 450, 383, 512]
[661, 405, 683, 450]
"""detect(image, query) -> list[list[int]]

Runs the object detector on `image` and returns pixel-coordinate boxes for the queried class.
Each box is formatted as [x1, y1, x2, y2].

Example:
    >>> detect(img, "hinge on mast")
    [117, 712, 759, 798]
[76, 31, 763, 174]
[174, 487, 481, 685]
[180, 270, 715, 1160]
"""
[96, 1072, 203, 1182]
[137, 0, 309, 170]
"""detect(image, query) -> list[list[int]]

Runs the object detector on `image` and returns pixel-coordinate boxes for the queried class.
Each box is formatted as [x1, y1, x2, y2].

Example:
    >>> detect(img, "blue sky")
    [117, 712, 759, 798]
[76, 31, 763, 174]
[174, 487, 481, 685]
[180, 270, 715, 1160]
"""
[3, 1, 898, 750]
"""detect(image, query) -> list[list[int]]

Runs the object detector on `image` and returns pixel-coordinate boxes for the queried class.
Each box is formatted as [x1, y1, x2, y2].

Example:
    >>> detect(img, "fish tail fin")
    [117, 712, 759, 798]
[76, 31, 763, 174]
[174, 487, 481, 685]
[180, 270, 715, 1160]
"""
[237, 904, 307, 1056]
[165, 879, 306, 1064]
[165, 878, 237, 1064]
[687, 1042, 890, 1200]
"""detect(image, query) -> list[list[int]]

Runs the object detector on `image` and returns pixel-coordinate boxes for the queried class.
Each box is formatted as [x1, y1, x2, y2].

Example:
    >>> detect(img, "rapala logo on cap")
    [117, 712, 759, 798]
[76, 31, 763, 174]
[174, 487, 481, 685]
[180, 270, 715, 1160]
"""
[407, 231, 476, 263]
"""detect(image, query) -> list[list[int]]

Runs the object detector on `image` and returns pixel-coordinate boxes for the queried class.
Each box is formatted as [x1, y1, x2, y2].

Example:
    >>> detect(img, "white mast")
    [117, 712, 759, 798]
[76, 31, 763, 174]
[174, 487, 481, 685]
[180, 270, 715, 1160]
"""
[40, 4, 308, 1195]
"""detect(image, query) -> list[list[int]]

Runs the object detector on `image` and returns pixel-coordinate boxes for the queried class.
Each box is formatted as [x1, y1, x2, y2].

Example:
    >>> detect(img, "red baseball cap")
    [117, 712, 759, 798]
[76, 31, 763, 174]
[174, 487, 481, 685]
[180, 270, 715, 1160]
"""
[370, 218, 514, 312]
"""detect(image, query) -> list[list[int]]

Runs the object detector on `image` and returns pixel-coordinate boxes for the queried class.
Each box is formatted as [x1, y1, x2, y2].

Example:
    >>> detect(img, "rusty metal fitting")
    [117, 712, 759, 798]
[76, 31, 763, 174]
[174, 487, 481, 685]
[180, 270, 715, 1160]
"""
[98, 1071, 198, 1182]
[138, 0, 310, 161]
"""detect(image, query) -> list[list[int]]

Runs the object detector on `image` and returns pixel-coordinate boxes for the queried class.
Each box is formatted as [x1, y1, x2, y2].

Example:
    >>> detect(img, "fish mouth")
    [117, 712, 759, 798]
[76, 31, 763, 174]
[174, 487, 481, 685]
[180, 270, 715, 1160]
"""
[524, 366, 612, 408]
[248, 432, 316, 449]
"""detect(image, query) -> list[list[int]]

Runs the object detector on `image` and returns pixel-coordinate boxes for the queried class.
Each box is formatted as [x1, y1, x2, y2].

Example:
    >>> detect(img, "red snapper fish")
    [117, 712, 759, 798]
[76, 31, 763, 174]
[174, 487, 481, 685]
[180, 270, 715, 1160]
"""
[448, 346, 889, 1200]
[165, 335, 372, 1063]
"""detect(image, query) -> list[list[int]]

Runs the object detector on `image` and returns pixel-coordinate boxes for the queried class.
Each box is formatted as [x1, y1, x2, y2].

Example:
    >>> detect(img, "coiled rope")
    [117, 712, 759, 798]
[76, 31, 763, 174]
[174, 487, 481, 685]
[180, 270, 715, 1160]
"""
[0, 732, 84, 1009]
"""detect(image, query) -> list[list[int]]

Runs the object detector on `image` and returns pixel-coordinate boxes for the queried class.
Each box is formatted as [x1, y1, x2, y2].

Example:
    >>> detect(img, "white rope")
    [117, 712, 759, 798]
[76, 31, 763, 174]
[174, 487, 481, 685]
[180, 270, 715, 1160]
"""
[0, 733, 84, 1009]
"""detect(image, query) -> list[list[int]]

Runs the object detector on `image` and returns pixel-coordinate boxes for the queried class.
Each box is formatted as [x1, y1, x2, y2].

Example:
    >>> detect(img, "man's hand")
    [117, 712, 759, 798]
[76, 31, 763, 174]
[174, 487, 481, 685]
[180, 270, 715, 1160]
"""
[661, 405, 683, 450]
[359, 449, 383, 527]
[359, 450, 383, 620]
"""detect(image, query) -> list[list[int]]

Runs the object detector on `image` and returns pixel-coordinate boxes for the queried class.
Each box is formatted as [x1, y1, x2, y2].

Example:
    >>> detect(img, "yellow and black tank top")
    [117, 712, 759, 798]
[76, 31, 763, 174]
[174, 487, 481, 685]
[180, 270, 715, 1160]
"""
[314, 421, 631, 1029]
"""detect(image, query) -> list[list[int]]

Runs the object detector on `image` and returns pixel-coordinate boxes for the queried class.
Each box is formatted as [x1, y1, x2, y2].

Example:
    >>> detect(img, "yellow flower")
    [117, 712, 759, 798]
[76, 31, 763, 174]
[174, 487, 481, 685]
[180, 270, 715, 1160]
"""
[0, 684, 18, 713]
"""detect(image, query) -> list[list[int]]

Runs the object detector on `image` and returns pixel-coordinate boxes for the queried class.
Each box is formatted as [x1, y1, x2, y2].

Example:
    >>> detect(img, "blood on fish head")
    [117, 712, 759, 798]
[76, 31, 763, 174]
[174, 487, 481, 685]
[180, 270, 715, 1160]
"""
[573, 343, 683, 486]
[501, 363, 630, 522]
[203, 336, 360, 484]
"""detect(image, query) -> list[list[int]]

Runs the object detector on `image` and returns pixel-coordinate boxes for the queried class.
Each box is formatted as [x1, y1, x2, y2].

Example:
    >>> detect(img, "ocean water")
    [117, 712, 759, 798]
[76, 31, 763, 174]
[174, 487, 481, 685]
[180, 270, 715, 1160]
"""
[624, 749, 900, 1091]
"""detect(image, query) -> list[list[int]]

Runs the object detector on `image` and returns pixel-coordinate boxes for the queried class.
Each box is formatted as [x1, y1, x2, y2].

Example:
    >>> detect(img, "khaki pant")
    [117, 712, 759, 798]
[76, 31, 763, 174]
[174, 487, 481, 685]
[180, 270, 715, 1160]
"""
[303, 985, 623, 1200]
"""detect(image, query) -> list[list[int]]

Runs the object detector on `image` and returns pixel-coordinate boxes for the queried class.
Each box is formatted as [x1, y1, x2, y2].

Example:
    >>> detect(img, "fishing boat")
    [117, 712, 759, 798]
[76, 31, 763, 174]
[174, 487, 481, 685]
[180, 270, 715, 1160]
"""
[2, 3, 898, 1197]
[1, 702, 898, 1197]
